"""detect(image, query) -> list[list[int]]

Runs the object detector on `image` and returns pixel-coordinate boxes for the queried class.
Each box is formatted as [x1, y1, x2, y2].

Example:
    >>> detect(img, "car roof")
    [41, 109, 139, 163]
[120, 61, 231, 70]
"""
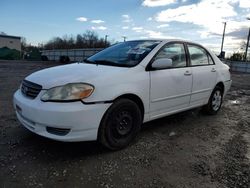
[126, 39, 212, 54]
[128, 39, 202, 46]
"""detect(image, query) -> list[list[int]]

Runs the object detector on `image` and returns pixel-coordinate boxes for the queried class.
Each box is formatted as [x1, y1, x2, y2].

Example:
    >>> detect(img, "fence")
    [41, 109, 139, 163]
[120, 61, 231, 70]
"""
[41, 48, 103, 62]
[222, 60, 250, 73]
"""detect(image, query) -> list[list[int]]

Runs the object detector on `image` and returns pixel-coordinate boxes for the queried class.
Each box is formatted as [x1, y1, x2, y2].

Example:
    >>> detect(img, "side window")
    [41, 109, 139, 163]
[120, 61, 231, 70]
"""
[208, 54, 214, 65]
[154, 43, 187, 68]
[188, 44, 209, 66]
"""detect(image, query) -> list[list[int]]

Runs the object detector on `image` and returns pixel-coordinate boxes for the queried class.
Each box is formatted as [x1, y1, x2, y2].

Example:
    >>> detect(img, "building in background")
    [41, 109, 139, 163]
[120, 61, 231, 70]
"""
[0, 34, 21, 60]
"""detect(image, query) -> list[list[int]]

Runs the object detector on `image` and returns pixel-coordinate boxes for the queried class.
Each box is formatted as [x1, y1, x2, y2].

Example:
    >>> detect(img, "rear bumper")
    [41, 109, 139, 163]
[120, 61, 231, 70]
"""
[223, 79, 232, 98]
[13, 89, 111, 142]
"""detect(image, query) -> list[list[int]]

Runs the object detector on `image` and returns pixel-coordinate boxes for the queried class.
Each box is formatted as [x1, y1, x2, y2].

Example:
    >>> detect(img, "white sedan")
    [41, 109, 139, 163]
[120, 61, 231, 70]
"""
[13, 40, 232, 150]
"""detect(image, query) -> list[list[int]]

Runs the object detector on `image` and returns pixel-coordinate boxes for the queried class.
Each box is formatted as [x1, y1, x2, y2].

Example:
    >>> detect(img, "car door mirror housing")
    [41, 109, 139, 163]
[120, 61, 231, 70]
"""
[151, 58, 173, 70]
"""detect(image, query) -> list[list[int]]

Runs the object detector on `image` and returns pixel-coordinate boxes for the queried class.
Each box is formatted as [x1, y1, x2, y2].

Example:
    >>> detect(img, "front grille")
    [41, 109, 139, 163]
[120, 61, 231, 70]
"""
[21, 80, 42, 99]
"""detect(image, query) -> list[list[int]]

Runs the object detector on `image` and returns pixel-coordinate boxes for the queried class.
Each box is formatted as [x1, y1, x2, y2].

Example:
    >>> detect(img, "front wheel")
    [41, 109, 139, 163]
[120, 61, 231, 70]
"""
[98, 99, 142, 150]
[203, 86, 223, 115]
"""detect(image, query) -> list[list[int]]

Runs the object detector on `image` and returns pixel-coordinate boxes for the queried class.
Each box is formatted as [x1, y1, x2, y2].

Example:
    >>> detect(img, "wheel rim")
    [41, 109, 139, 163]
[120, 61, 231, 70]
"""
[212, 90, 222, 111]
[112, 110, 133, 138]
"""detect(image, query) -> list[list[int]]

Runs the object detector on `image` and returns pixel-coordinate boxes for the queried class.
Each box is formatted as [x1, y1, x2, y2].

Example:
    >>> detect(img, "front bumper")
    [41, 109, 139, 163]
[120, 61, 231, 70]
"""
[13, 89, 111, 142]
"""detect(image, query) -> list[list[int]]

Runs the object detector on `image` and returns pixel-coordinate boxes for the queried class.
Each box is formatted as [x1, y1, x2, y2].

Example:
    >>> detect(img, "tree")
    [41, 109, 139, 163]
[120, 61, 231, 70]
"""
[21, 37, 27, 51]
[0, 31, 7, 35]
[229, 52, 245, 61]
[76, 34, 83, 48]
[228, 40, 250, 62]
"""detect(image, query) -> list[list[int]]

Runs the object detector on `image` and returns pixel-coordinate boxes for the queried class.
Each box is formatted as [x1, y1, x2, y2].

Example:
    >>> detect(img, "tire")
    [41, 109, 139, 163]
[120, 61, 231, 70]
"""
[59, 56, 70, 63]
[41, 55, 48, 61]
[203, 86, 223, 115]
[98, 99, 142, 150]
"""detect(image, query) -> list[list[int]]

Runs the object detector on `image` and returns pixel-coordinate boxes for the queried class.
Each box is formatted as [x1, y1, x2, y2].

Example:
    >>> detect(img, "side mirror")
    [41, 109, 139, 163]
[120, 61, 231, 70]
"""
[151, 58, 173, 70]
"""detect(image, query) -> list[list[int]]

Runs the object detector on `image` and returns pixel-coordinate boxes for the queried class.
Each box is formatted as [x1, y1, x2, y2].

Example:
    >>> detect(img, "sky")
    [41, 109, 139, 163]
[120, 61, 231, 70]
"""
[1, 0, 250, 55]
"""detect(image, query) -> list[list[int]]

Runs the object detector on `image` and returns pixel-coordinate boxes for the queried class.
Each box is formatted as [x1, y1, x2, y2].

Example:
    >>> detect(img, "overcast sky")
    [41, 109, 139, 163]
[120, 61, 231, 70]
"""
[1, 0, 250, 54]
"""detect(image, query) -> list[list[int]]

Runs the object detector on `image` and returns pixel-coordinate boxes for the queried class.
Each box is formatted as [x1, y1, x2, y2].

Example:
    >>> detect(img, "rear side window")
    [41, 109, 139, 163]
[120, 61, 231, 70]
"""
[188, 44, 210, 66]
[154, 43, 187, 68]
[208, 54, 214, 65]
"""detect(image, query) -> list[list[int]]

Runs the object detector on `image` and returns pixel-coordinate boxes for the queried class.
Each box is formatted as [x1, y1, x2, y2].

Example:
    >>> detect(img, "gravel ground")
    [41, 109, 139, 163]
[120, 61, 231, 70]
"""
[0, 60, 250, 188]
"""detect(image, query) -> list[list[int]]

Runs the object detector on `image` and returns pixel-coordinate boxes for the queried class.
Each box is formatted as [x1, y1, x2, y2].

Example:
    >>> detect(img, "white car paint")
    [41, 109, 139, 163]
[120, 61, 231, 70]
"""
[149, 67, 192, 119]
[13, 39, 232, 142]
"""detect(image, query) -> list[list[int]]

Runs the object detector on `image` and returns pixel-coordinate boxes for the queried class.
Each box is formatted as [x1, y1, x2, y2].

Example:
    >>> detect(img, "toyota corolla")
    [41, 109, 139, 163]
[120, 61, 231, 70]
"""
[13, 40, 232, 150]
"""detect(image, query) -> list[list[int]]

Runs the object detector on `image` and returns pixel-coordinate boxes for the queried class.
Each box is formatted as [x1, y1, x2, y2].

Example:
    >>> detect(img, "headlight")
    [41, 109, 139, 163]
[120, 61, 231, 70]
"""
[41, 83, 94, 102]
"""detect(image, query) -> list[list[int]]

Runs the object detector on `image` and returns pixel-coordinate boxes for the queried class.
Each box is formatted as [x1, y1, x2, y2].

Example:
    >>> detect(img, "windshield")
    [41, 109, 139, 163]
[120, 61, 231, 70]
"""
[85, 40, 161, 67]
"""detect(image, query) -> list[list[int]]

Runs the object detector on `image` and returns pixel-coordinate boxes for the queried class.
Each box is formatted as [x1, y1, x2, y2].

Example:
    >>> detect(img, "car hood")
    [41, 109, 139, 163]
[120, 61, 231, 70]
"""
[25, 63, 126, 89]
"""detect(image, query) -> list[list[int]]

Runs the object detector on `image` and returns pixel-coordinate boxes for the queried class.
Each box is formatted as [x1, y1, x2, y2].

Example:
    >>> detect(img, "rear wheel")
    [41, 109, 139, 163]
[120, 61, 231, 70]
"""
[203, 86, 223, 115]
[98, 99, 142, 150]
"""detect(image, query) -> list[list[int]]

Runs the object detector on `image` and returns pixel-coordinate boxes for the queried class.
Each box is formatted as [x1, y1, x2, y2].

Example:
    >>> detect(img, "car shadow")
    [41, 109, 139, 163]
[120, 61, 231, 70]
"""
[18, 107, 203, 162]
[141, 108, 202, 132]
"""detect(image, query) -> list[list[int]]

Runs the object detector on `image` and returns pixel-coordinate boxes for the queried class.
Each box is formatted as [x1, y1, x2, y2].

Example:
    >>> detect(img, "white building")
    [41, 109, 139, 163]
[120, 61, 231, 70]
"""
[0, 34, 21, 51]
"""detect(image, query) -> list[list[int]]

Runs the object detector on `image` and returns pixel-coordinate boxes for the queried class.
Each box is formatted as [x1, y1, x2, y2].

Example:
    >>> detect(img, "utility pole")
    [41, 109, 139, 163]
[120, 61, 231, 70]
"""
[245, 28, 250, 62]
[122, 36, 126, 42]
[244, 17, 250, 61]
[220, 22, 226, 58]
[104, 35, 108, 47]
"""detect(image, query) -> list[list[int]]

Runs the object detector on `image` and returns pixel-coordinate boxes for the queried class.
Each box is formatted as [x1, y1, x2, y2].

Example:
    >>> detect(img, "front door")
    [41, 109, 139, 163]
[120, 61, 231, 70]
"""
[149, 42, 193, 120]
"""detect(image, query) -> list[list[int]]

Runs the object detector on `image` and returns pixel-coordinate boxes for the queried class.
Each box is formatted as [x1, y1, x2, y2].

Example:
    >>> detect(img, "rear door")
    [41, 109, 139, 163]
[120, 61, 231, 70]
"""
[186, 43, 217, 107]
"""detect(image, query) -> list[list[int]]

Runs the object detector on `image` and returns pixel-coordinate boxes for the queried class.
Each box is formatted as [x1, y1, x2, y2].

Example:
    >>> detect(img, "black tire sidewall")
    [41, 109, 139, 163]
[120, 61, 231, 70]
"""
[99, 99, 142, 150]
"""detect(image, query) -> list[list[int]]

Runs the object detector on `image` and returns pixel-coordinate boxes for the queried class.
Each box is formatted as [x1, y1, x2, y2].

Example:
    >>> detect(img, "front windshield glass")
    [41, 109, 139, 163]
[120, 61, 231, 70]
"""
[85, 40, 161, 67]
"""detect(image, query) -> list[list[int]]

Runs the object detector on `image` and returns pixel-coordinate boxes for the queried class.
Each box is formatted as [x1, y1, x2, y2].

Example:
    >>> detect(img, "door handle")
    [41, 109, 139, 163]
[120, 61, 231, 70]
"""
[184, 71, 192, 76]
[211, 68, 216, 72]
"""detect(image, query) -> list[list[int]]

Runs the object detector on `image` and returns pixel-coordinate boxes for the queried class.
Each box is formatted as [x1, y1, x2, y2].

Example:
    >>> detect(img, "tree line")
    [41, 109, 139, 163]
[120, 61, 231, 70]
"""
[43, 30, 110, 50]
[15, 30, 250, 62]
[227, 41, 249, 61]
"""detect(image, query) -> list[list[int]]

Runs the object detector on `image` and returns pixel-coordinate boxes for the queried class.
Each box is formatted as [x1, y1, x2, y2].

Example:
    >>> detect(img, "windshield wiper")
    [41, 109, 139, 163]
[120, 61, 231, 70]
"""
[83, 59, 96, 64]
[94, 60, 131, 67]
[94, 60, 117, 65]
[84, 59, 131, 67]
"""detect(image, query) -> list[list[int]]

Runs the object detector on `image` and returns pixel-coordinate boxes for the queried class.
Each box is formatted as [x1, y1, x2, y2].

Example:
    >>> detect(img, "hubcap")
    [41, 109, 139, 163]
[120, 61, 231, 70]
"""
[212, 90, 222, 111]
[114, 111, 133, 136]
